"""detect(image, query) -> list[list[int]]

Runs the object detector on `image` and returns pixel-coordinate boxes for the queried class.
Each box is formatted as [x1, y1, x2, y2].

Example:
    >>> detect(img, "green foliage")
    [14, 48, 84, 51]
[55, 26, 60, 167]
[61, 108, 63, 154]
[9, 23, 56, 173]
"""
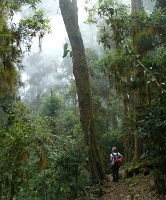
[0, 0, 41, 14]
[61, 108, 81, 135]
[48, 135, 88, 200]
[40, 93, 62, 118]
[135, 32, 153, 53]
[62, 43, 72, 58]
[85, 48, 99, 65]
[137, 102, 166, 195]
[0, 101, 51, 199]
[0, 99, 88, 199]
[18, 9, 51, 51]
[155, 0, 166, 9]
[0, 0, 50, 96]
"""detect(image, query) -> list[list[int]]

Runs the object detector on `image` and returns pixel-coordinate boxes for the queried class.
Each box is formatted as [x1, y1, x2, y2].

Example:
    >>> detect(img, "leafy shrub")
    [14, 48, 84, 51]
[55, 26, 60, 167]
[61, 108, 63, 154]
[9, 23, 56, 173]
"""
[138, 102, 166, 196]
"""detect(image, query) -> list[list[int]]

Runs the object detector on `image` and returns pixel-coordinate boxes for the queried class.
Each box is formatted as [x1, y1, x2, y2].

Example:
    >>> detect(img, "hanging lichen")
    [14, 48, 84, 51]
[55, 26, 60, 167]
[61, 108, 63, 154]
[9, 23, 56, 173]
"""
[0, 61, 17, 97]
[39, 149, 47, 171]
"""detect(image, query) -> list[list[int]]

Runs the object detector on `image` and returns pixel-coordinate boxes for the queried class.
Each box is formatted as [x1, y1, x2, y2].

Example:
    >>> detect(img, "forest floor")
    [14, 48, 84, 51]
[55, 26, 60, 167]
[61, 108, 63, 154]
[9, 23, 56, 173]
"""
[92, 173, 157, 200]
[77, 164, 161, 200]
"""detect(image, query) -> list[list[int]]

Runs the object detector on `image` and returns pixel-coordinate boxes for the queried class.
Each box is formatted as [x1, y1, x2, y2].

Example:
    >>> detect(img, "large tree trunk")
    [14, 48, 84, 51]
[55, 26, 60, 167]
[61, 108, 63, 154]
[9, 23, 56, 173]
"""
[131, 0, 143, 164]
[131, 0, 142, 14]
[59, 0, 105, 181]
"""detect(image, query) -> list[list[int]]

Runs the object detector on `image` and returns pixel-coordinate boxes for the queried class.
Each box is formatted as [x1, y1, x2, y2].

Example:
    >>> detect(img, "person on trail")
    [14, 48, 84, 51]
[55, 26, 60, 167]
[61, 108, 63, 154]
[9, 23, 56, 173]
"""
[110, 147, 123, 182]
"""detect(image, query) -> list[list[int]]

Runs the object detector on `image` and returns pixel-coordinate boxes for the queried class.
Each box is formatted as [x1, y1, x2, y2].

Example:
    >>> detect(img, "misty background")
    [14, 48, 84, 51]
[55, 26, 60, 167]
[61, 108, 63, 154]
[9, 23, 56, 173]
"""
[18, 0, 101, 105]
[18, 0, 154, 104]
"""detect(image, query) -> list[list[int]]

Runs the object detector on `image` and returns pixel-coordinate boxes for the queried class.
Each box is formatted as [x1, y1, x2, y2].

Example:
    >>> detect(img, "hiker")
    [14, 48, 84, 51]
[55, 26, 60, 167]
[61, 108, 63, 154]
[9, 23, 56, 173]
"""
[110, 147, 123, 182]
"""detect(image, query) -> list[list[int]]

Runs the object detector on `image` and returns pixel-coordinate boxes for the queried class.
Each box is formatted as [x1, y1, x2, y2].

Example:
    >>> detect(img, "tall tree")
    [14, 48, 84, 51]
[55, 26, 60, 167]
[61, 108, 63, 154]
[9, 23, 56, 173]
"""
[131, 0, 142, 14]
[130, 0, 144, 165]
[59, 0, 105, 181]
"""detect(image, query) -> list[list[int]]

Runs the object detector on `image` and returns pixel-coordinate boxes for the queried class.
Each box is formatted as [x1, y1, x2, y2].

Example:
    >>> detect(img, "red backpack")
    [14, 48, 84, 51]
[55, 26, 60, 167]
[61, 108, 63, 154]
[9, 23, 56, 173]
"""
[113, 153, 122, 166]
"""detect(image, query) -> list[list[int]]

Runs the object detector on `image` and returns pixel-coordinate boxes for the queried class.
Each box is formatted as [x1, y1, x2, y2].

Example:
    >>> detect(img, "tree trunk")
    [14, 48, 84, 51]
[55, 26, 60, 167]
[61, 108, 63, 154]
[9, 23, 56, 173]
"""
[59, 0, 105, 181]
[131, 0, 142, 14]
[132, 100, 144, 164]
[131, 0, 143, 165]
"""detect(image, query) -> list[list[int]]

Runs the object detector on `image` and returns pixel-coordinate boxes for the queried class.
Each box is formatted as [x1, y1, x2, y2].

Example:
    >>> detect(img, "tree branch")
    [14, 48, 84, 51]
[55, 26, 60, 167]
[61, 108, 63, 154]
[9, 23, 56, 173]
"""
[1, 1, 8, 14]
[137, 60, 166, 93]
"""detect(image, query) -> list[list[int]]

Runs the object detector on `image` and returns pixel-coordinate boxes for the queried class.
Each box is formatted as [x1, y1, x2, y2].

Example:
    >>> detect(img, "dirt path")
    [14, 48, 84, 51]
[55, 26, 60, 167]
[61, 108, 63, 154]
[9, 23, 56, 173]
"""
[95, 177, 130, 200]
[93, 172, 157, 200]
[77, 168, 158, 200]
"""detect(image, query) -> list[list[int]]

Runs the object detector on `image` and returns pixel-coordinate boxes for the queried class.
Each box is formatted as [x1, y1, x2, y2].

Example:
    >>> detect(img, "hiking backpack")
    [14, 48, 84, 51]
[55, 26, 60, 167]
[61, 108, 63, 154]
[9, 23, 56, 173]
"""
[113, 153, 122, 166]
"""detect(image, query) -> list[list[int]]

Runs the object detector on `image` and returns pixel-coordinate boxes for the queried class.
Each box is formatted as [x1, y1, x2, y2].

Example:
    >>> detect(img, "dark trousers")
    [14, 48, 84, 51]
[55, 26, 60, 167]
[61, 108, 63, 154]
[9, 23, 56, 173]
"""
[112, 165, 119, 182]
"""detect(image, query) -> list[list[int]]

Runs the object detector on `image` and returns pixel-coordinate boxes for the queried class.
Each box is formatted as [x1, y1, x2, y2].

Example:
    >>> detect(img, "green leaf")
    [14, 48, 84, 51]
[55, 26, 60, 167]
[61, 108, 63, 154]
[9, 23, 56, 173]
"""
[70, 51, 73, 58]
[62, 43, 69, 58]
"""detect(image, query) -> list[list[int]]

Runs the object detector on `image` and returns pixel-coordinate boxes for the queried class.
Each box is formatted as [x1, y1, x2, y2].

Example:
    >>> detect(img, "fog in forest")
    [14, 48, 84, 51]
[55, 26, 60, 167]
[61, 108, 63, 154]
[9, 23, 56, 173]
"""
[18, 0, 101, 104]
[18, 0, 154, 104]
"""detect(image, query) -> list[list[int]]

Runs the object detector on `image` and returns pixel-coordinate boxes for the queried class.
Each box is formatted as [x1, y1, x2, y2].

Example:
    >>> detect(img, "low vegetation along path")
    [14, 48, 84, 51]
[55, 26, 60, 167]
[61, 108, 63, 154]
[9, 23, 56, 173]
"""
[85, 168, 157, 200]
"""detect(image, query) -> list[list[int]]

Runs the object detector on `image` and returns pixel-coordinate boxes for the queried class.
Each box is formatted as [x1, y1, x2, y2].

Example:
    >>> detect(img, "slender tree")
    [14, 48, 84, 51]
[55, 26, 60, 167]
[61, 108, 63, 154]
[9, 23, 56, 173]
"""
[59, 0, 105, 181]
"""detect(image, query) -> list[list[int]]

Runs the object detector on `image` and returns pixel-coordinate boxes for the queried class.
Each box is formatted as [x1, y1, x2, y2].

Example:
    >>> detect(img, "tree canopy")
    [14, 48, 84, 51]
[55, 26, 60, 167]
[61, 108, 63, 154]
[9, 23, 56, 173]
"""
[0, 0, 50, 96]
